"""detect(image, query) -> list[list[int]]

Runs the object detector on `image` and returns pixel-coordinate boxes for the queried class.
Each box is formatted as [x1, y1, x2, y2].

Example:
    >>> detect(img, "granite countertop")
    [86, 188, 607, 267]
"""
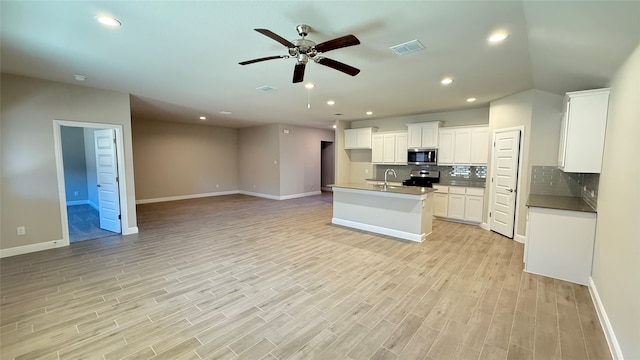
[365, 178, 404, 182]
[526, 194, 596, 213]
[330, 183, 436, 196]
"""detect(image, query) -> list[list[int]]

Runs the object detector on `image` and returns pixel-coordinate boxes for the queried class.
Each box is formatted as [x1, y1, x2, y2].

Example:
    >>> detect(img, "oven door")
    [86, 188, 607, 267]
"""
[407, 149, 437, 165]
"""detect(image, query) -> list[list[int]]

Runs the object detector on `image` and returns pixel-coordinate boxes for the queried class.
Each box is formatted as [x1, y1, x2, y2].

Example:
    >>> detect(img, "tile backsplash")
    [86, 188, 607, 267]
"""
[529, 166, 599, 209]
[374, 164, 487, 184]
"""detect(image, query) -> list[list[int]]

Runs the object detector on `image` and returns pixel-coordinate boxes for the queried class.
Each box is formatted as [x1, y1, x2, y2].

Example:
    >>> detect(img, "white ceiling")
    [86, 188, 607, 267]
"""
[2, 1, 639, 129]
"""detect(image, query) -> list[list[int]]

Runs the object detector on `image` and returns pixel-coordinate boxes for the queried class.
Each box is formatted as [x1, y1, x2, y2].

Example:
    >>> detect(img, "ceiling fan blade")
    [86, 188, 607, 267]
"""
[314, 34, 360, 53]
[255, 28, 295, 48]
[293, 63, 306, 83]
[316, 57, 360, 76]
[239, 55, 288, 65]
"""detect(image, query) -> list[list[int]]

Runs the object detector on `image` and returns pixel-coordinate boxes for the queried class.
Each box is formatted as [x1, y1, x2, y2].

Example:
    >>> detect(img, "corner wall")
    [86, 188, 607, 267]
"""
[591, 42, 640, 360]
[0, 73, 137, 251]
[131, 117, 239, 202]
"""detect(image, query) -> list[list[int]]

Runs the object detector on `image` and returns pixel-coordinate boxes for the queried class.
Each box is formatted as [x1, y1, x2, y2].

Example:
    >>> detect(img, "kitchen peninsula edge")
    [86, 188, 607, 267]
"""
[330, 183, 436, 242]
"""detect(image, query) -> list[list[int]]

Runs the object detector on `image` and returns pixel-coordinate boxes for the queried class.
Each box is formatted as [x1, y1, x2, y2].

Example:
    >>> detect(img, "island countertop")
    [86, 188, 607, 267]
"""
[330, 183, 436, 196]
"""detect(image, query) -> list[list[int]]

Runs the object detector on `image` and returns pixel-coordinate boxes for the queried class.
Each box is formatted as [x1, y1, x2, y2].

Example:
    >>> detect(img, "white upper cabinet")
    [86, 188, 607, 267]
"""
[438, 125, 489, 165]
[344, 127, 376, 149]
[407, 122, 441, 149]
[372, 132, 408, 165]
[470, 127, 489, 164]
[558, 88, 609, 173]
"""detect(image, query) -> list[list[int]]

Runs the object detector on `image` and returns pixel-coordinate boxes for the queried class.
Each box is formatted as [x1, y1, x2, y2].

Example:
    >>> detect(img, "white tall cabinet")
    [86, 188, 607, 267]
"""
[558, 88, 609, 173]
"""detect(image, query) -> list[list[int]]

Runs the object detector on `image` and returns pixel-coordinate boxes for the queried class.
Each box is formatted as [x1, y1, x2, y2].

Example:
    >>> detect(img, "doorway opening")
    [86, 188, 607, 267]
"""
[321, 141, 335, 193]
[54, 121, 129, 245]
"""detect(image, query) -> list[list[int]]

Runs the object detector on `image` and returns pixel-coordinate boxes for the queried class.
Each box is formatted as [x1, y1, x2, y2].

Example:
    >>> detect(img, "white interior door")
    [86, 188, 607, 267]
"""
[490, 129, 521, 238]
[94, 129, 121, 233]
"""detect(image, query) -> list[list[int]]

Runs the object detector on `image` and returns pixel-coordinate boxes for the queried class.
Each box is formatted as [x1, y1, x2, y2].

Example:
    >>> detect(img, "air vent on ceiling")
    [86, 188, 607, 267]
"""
[256, 85, 277, 92]
[389, 39, 425, 55]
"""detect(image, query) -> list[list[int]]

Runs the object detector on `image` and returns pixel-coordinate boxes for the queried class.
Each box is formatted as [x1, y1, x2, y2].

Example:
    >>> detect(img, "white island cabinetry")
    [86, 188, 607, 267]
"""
[331, 184, 435, 242]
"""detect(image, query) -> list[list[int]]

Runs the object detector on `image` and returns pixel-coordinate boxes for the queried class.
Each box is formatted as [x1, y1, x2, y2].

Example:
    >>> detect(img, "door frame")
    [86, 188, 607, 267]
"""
[487, 125, 525, 241]
[53, 120, 130, 246]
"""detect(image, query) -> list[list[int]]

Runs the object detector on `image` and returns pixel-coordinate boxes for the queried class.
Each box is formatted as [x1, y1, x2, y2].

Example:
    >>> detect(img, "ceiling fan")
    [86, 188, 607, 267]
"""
[239, 24, 361, 83]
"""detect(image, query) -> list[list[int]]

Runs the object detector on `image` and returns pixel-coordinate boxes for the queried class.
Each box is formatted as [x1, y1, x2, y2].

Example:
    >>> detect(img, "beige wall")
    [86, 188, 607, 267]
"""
[238, 124, 280, 196]
[487, 89, 562, 237]
[132, 118, 238, 201]
[0, 73, 136, 250]
[278, 124, 334, 196]
[591, 43, 640, 359]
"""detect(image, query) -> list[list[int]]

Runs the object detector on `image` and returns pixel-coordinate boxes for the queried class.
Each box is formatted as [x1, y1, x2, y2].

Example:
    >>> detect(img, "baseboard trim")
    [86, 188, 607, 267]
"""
[123, 227, 139, 235]
[88, 200, 99, 211]
[0, 240, 67, 259]
[589, 277, 623, 360]
[66, 200, 89, 206]
[136, 191, 240, 204]
[321, 187, 333, 192]
[238, 190, 322, 201]
[332, 217, 424, 242]
[480, 222, 490, 231]
[514, 234, 526, 244]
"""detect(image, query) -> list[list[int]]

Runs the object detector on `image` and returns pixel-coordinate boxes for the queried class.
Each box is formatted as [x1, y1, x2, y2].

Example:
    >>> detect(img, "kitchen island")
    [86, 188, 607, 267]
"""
[330, 183, 436, 242]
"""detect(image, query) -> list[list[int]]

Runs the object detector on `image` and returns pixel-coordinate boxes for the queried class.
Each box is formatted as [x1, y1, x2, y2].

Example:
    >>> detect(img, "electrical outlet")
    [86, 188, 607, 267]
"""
[216, 184, 219, 188]
[17, 226, 26, 236]
[253, 184, 256, 189]
[365, 169, 369, 174]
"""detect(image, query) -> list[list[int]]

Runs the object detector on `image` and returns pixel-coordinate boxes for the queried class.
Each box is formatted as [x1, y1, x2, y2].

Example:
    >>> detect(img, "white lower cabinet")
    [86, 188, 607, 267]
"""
[432, 185, 449, 217]
[438, 186, 485, 223]
[447, 187, 466, 220]
[525, 206, 596, 285]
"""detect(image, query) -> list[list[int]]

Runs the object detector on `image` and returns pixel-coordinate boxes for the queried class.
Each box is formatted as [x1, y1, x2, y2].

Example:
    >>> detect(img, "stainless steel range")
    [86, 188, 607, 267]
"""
[402, 170, 440, 187]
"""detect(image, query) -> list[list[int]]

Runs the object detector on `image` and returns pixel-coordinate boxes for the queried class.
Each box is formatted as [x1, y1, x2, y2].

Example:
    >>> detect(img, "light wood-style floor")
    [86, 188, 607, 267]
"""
[0, 193, 611, 360]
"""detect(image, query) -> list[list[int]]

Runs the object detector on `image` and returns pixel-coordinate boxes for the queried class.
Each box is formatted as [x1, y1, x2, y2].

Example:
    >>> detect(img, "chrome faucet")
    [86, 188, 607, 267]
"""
[384, 168, 397, 189]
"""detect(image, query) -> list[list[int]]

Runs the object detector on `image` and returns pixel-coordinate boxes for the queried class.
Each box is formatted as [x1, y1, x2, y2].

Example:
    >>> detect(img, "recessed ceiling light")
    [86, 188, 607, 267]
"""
[488, 32, 509, 43]
[441, 78, 454, 85]
[96, 16, 121, 27]
[304, 83, 315, 89]
[327, 100, 335, 105]
[219, 111, 232, 115]
[199, 116, 206, 120]
[466, 98, 477, 103]
[73, 74, 87, 81]
[332, 124, 337, 129]
[366, 111, 373, 116]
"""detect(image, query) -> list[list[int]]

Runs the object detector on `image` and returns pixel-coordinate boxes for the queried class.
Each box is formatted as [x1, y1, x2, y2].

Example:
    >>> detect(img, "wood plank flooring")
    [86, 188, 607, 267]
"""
[0, 193, 611, 360]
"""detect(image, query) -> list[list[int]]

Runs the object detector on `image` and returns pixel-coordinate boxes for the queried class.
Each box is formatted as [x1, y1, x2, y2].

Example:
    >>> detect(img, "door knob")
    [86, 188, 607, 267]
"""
[507, 188, 514, 193]
[97, 184, 101, 187]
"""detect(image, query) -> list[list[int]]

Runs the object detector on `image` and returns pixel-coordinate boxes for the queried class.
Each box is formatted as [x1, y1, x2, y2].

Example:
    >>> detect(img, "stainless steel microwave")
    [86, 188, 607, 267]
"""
[407, 149, 437, 165]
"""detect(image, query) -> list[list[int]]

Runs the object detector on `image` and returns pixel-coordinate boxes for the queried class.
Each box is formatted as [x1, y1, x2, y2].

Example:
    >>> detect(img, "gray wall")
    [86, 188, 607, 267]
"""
[61, 126, 88, 203]
[487, 89, 563, 237]
[132, 117, 239, 201]
[0, 73, 137, 250]
[238, 124, 281, 196]
[591, 42, 640, 360]
[279, 124, 334, 196]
